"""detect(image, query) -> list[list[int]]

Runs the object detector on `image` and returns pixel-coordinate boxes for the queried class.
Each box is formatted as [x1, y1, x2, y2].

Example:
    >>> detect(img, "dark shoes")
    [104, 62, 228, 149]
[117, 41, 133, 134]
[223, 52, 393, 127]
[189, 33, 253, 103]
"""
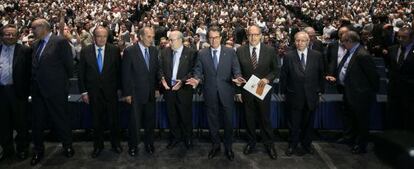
[112, 145, 123, 154]
[63, 147, 75, 158]
[128, 147, 138, 157]
[351, 145, 367, 154]
[225, 149, 234, 161]
[166, 140, 180, 149]
[91, 148, 103, 158]
[184, 139, 193, 149]
[265, 144, 278, 160]
[145, 144, 155, 154]
[207, 145, 220, 159]
[243, 144, 255, 155]
[30, 152, 44, 166]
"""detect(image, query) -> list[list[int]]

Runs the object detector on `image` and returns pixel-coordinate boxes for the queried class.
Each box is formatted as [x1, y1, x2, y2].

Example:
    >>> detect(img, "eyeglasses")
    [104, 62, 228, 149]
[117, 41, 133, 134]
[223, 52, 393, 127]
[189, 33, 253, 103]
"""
[248, 33, 261, 37]
[208, 36, 221, 41]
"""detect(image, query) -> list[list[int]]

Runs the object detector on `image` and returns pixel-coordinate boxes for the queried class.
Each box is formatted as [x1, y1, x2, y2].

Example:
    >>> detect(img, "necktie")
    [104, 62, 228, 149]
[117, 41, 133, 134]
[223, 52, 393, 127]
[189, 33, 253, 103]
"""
[397, 46, 406, 66]
[213, 50, 218, 70]
[144, 48, 150, 70]
[300, 53, 306, 70]
[337, 51, 351, 83]
[0, 47, 11, 85]
[35, 40, 45, 61]
[251, 47, 258, 69]
[97, 48, 103, 73]
[171, 50, 177, 85]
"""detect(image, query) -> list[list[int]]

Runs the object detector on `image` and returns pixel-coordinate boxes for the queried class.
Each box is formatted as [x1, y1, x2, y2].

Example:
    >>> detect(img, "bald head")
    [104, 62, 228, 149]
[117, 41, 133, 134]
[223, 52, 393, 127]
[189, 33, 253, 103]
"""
[338, 26, 350, 41]
[304, 27, 316, 41]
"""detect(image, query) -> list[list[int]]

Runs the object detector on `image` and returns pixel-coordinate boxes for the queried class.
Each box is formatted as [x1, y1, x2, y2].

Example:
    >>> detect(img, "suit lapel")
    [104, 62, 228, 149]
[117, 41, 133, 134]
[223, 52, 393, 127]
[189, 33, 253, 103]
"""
[293, 51, 305, 74]
[402, 45, 414, 66]
[135, 45, 149, 72]
[102, 45, 111, 74]
[38, 35, 54, 63]
[177, 47, 187, 78]
[217, 46, 225, 72]
[12, 44, 19, 70]
[345, 46, 361, 77]
[245, 45, 254, 71]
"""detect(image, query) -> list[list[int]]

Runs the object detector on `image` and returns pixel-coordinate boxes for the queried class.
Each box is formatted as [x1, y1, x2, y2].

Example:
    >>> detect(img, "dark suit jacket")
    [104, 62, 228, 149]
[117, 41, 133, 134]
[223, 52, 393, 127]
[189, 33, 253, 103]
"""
[193, 46, 241, 107]
[31, 34, 73, 98]
[0, 44, 32, 98]
[78, 44, 121, 99]
[122, 44, 159, 104]
[337, 45, 379, 111]
[280, 49, 325, 111]
[386, 44, 414, 96]
[326, 41, 340, 76]
[158, 46, 197, 100]
[236, 43, 278, 99]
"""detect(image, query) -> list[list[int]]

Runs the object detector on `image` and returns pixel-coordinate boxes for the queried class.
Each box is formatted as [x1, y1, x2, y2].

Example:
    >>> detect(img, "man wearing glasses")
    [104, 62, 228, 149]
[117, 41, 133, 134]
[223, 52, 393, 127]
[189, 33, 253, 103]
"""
[235, 25, 279, 159]
[186, 26, 244, 161]
[159, 31, 197, 150]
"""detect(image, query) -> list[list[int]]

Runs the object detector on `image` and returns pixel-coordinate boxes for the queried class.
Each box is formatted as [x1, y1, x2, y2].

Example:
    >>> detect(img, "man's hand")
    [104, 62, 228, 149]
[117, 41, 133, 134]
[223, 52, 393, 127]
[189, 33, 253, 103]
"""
[125, 96, 132, 104]
[81, 94, 89, 104]
[185, 78, 199, 89]
[257, 78, 269, 88]
[234, 94, 243, 103]
[172, 80, 182, 91]
[232, 77, 246, 86]
[325, 76, 336, 82]
[161, 77, 171, 90]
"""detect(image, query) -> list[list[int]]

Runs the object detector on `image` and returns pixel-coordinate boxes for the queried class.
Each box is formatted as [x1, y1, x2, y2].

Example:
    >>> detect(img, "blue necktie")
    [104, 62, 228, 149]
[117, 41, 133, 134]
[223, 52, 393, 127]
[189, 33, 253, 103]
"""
[212, 50, 218, 70]
[35, 40, 45, 61]
[0, 47, 12, 85]
[97, 48, 103, 73]
[144, 48, 150, 70]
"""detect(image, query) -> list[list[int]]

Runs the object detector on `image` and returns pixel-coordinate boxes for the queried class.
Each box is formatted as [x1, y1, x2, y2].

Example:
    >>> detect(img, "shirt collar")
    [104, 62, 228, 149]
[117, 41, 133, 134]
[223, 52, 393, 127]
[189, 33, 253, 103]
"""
[249, 43, 261, 50]
[42, 32, 52, 43]
[211, 45, 221, 53]
[173, 45, 184, 54]
[297, 48, 308, 56]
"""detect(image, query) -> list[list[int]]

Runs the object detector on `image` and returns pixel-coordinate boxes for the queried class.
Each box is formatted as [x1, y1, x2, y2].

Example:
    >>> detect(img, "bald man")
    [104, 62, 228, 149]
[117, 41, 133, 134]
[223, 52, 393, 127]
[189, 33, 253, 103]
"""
[281, 31, 325, 156]
[30, 19, 74, 165]
[159, 31, 197, 149]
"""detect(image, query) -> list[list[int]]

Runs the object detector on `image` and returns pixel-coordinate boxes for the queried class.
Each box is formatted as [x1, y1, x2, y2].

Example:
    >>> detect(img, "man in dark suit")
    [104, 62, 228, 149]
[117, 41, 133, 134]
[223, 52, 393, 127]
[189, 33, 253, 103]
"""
[304, 27, 324, 53]
[187, 26, 243, 161]
[0, 24, 31, 161]
[186, 26, 244, 161]
[385, 27, 414, 131]
[159, 31, 197, 149]
[78, 26, 122, 158]
[122, 27, 159, 156]
[30, 19, 74, 165]
[236, 25, 278, 159]
[326, 26, 350, 78]
[281, 31, 325, 156]
[326, 31, 379, 154]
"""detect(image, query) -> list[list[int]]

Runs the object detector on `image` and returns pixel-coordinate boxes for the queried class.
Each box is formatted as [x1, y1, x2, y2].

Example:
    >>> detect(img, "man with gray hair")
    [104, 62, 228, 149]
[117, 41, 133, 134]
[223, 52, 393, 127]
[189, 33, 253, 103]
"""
[159, 31, 197, 150]
[30, 18, 74, 165]
[327, 31, 379, 154]
[281, 31, 325, 156]
[122, 26, 159, 156]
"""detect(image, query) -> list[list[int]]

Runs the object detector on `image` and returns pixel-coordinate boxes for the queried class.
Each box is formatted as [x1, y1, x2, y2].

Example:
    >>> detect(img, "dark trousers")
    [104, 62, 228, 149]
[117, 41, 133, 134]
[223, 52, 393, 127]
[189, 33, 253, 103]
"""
[340, 88, 371, 148]
[128, 99, 155, 148]
[287, 99, 316, 148]
[0, 85, 29, 154]
[165, 91, 193, 141]
[243, 93, 274, 146]
[206, 92, 234, 150]
[89, 91, 121, 149]
[31, 83, 72, 153]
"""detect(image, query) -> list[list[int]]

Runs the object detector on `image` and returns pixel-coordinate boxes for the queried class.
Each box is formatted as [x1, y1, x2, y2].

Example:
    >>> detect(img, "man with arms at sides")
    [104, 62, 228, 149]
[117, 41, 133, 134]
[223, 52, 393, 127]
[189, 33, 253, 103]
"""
[186, 26, 244, 161]
[236, 25, 278, 159]
[385, 27, 414, 131]
[281, 31, 325, 156]
[326, 31, 379, 154]
[0, 24, 32, 161]
[122, 27, 159, 157]
[78, 26, 122, 158]
[30, 18, 74, 166]
[159, 31, 197, 150]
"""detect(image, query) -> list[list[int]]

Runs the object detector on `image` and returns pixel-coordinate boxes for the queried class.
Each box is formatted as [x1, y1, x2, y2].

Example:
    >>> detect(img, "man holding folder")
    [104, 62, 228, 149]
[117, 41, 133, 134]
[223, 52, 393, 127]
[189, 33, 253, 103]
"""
[236, 25, 279, 160]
